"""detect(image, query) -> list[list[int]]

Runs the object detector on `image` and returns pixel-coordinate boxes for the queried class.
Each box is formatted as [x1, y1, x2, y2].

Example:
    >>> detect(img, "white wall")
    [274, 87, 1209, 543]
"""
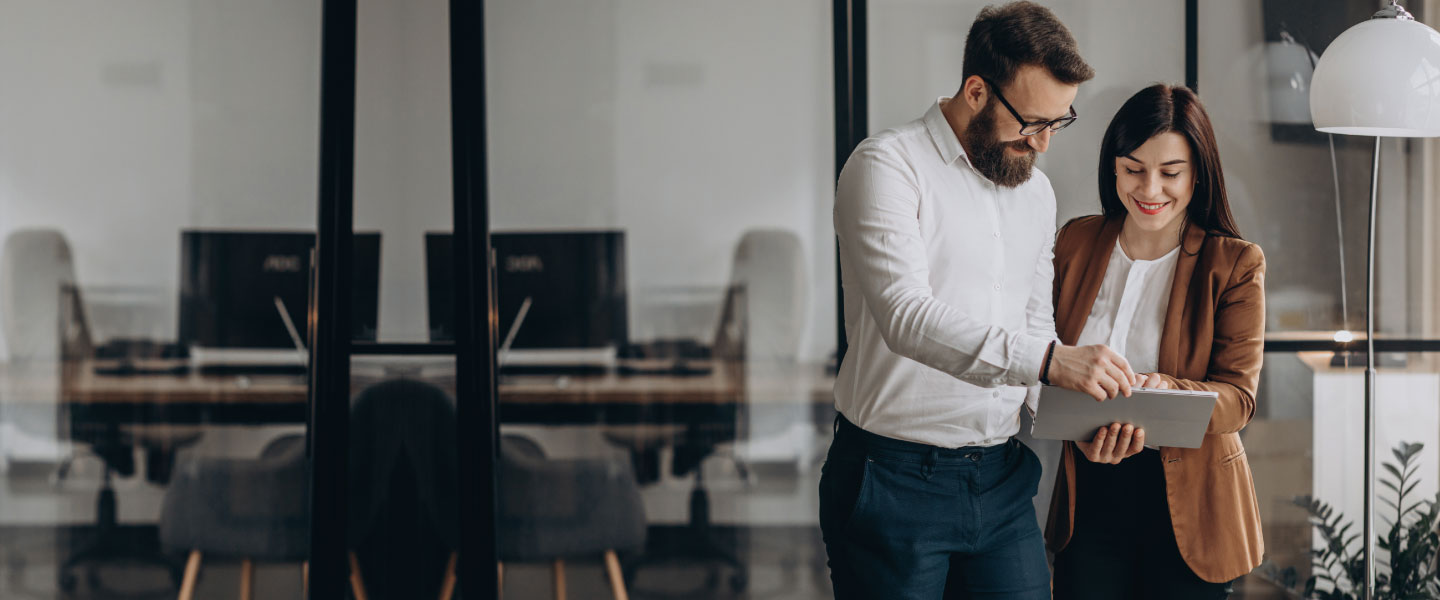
[352, 0, 454, 343]
[0, 0, 839, 359]
[487, 0, 838, 360]
[5, 0, 1419, 357]
[0, 0, 330, 358]
[0, 0, 199, 358]
[0, 0, 462, 351]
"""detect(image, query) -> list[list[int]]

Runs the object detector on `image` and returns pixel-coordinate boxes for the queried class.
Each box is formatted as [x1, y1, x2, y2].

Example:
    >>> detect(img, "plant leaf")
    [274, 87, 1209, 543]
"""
[1385, 462, 1405, 483]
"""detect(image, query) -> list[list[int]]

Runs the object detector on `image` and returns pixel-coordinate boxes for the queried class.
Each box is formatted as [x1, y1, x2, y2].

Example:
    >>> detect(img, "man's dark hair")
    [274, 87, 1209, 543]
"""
[962, 2, 1094, 88]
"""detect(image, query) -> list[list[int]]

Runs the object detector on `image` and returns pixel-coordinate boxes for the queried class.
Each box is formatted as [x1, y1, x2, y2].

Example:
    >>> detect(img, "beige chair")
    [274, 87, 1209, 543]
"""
[0, 229, 80, 466]
[1, 229, 202, 593]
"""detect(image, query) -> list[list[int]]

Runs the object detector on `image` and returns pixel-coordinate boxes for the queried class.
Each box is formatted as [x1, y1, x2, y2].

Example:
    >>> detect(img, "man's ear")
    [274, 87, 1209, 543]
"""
[960, 75, 989, 112]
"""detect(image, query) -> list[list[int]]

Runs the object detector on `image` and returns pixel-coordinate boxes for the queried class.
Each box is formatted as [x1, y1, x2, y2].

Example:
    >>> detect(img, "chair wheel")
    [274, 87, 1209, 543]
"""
[730, 572, 748, 592]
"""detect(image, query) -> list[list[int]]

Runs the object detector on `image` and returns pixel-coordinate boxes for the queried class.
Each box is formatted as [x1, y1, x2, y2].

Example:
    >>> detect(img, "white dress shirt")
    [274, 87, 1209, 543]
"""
[832, 99, 1058, 449]
[1074, 240, 1180, 375]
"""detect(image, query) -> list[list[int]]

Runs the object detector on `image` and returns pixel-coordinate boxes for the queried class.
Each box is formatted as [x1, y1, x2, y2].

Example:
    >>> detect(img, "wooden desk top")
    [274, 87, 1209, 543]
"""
[40, 360, 834, 408]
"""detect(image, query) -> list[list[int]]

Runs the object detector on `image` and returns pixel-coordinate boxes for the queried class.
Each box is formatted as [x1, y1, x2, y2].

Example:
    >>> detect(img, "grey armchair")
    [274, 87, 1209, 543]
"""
[160, 433, 309, 600]
[498, 433, 646, 600]
[159, 377, 464, 600]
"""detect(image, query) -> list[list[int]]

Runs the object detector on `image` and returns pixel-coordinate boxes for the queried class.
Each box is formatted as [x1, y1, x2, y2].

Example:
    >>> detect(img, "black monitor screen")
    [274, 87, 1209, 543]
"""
[179, 231, 380, 349]
[425, 231, 626, 349]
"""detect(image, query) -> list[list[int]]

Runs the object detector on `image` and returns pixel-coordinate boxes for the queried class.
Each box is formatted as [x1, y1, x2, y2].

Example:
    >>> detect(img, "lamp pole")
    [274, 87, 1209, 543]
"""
[1363, 136, 1380, 600]
[1307, 1, 1440, 594]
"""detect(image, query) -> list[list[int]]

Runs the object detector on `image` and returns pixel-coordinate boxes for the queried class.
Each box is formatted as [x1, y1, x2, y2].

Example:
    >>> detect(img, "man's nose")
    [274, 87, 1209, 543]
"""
[1028, 128, 1052, 154]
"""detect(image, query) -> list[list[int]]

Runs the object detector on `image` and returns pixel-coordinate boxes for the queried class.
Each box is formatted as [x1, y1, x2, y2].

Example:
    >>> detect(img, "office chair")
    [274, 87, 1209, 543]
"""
[0, 229, 202, 593]
[605, 228, 814, 593]
[497, 433, 645, 600]
[159, 433, 309, 600]
[723, 229, 815, 475]
[348, 378, 459, 600]
[0, 229, 79, 473]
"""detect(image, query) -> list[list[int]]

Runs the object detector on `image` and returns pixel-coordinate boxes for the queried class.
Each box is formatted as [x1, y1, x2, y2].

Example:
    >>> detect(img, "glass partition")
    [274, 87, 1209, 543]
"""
[0, 1, 323, 597]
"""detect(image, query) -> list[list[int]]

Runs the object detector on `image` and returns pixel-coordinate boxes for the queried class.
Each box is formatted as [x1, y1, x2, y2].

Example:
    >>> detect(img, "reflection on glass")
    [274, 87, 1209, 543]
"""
[487, 0, 837, 594]
[346, 0, 459, 595]
[1208, 1, 1434, 337]
[1250, 351, 1440, 597]
[0, 0, 322, 597]
[1206, 6, 1440, 593]
[347, 372, 458, 599]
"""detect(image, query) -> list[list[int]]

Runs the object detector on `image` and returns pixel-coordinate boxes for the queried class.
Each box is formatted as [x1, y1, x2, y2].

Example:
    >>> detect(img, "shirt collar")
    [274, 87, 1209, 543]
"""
[924, 98, 969, 168]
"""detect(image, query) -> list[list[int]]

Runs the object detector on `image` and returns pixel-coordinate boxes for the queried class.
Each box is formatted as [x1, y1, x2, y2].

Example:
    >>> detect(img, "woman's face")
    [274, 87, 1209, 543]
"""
[1114, 131, 1194, 233]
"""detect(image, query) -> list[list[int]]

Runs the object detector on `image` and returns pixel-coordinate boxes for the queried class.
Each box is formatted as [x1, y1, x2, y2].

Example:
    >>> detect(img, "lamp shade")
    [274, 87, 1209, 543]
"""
[1310, 14, 1440, 137]
[1267, 39, 1315, 124]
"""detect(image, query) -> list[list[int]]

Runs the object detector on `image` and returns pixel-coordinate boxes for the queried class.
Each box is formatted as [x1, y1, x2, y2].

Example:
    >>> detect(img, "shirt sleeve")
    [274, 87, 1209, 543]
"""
[834, 141, 1050, 388]
[1022, 208, 1059, 415]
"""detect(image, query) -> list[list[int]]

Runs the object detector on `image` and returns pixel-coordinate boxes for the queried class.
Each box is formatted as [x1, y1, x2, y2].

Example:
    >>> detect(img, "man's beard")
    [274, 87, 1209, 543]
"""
[964, 102, 1038, 188]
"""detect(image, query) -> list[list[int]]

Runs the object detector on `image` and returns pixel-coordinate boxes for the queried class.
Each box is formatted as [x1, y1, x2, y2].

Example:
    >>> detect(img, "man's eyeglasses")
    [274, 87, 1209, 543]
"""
[981, 77, 1078, 136]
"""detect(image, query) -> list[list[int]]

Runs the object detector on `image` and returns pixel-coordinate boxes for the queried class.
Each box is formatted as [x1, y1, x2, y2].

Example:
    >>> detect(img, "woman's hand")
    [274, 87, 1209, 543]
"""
[1074, 422, 1145, 464]
[1136, 373, 1170, 390]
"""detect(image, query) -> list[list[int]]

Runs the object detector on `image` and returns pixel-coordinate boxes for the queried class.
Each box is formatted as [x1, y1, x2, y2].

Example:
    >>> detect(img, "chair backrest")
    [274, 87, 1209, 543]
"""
[1, 229, 81, 363]
[500, 434, 546, 461]
[719, 229, 817, 449]
[720, 229, 807, 364]
[348, 378, 458, 600]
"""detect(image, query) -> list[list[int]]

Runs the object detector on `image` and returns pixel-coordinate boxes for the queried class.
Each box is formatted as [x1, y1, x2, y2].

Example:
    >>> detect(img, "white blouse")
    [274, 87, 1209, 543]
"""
[1075, 240, 1181, 375]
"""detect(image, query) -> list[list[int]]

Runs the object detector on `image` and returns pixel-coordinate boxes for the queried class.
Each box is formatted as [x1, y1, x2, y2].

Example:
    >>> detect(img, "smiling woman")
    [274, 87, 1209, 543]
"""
[1045, 83, 1265, 599]
[1115, 132, 1194, 252]
[1097, 84, 1243, 247]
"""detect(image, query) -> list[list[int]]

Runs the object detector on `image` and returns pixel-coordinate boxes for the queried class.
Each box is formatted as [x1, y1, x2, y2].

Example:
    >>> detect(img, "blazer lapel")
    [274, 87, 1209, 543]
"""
[1059, 217, 1123, 345]
[1158, 221, 1207, 376]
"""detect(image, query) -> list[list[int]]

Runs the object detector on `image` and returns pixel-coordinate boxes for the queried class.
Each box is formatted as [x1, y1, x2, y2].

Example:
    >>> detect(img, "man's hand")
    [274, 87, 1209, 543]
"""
[1075, 422, 1145, 464]
[1046, 344, 1138, 401]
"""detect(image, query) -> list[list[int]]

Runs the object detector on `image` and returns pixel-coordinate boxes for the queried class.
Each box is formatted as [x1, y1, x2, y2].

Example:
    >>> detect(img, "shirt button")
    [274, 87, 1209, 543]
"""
[994, 283, 1002, 291]
[993, 231, 1001, 238]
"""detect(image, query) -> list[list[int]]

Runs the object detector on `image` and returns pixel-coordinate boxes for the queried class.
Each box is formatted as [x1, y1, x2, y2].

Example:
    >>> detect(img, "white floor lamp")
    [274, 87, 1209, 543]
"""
[1309, 2, 1440, 598]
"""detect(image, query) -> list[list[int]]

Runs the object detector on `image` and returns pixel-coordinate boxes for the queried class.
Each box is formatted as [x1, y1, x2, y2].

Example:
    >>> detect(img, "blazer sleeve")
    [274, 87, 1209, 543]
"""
[1157, 243, 1266, 434]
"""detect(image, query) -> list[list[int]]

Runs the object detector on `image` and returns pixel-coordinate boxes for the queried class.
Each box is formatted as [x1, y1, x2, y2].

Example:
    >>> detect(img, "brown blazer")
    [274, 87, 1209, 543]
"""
[1043, 215, 1266, 583]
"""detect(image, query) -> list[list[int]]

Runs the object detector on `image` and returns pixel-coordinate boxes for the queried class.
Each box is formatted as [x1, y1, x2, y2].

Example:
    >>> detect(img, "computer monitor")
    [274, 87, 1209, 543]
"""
[425, 231, 627, 353]
[179, 230, 381, 351]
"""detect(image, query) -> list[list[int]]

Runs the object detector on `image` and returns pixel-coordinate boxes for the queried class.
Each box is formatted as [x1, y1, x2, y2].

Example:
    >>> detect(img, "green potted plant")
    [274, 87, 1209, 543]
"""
[1264, 442, 1440, 599]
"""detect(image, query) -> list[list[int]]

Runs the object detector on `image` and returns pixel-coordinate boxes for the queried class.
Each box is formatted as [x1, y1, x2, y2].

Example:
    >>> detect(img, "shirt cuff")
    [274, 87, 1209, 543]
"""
[1011, 334, 1052, 387]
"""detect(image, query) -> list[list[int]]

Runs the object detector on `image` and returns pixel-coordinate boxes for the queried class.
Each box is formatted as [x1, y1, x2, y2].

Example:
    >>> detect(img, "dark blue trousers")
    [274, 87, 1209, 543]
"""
[819, 415, 1050, 600]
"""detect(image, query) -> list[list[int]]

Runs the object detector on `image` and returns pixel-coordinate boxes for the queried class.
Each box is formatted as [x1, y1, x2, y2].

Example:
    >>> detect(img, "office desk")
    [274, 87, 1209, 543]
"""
[49, 360, 834, 428]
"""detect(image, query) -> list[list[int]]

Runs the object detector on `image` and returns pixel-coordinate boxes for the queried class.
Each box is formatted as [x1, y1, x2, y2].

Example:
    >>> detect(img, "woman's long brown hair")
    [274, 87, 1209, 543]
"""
[1097, 84, 1242, 240]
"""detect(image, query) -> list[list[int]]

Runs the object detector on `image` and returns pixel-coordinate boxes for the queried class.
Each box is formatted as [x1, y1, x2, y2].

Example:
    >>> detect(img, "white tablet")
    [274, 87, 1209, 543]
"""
[1031, 386, 1218, 449]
